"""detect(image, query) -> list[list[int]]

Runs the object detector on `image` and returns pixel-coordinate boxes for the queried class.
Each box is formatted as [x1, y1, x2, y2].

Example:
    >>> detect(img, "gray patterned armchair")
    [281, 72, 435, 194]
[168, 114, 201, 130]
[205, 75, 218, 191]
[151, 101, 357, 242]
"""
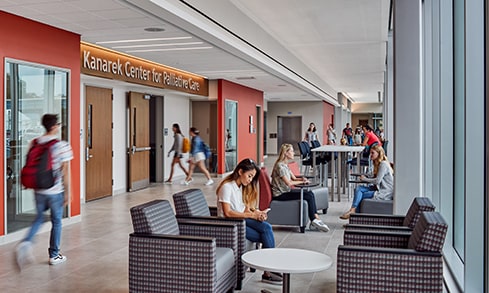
[345, 197, 436, 232]
[172, 188, 248, 290]
[337, 211, 448, 293]
[129, 199, 238, 293]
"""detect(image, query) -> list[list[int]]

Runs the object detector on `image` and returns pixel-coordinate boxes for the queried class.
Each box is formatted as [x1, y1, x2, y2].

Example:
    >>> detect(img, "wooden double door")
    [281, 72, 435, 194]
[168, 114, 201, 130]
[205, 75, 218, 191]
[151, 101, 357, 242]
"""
[85, 87, 151, 201]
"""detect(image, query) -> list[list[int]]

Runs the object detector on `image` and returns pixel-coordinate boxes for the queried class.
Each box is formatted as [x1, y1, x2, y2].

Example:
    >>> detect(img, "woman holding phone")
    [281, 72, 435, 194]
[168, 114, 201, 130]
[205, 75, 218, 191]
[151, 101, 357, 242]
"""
[216, 158, 282, 285]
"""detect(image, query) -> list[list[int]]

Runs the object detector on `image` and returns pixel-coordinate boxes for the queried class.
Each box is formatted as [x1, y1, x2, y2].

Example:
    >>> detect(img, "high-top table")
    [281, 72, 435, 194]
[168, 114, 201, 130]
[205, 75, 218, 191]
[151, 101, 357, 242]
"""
[311, 145, 365, 201]
[241, 248, 332, 293]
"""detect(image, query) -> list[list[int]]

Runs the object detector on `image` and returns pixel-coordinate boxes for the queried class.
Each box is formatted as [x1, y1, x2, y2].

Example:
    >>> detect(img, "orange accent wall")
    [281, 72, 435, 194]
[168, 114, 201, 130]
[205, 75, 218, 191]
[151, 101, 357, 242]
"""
[217, 80, 264, 174]
[322, 101, 335, 145]
[0, 11, 81, 235]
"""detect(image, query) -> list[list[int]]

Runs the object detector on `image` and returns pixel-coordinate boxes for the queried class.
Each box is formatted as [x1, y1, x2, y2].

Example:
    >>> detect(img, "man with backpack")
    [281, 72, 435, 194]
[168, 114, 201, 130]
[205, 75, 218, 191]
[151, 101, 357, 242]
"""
[16, 114, 73, 269]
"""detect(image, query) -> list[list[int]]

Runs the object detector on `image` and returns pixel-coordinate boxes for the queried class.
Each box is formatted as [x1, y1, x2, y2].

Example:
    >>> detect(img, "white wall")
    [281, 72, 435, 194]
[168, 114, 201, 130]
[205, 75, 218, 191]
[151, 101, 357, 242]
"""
[266, 101, 324, 154]
[163, 94, 190, 181]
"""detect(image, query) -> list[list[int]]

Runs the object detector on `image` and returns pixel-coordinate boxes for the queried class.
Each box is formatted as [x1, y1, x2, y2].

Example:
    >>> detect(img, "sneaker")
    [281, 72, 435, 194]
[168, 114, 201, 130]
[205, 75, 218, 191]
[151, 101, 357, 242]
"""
[15, 241, 35, 270]
[49, 254, 67, 265]
[164, 180, 172, 185]
[180, 179, 192, 186]
[311, 219, 330, 232]
[204, 179, 214, 186]
[261, 272, 282, 285]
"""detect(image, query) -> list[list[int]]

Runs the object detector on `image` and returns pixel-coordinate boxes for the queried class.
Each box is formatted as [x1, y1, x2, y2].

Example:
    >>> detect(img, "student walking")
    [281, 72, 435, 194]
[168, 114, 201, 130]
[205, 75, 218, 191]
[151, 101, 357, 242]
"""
[16, 114, 73, 269]
[182, 127, 214, 186]
[165, 123, 189, 184]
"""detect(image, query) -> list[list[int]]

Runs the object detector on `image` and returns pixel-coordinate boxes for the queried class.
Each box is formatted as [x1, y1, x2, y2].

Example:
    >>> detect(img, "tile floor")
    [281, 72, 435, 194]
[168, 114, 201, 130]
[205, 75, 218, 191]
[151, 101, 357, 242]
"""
[0, 156, 354, 293]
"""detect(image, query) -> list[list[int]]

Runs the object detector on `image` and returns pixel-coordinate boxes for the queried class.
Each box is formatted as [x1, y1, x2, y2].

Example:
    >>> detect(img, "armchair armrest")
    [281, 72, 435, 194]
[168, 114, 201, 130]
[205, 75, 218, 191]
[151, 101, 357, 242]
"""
[349, 213, 405, 226]
[178, 221, 238, 254]
[343, 229, 411, 248]
[344, 224, 412, 233]
[337, 245, 444, 293]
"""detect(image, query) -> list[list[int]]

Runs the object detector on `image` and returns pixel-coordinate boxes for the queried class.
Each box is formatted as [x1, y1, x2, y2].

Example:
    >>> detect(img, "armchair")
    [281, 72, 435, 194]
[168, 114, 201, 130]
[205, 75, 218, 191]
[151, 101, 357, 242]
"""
[130, 199, 237, 293]
[337, 211, 448, 292]
[172, 188, 248, 290]
[346, 197, 436, 232]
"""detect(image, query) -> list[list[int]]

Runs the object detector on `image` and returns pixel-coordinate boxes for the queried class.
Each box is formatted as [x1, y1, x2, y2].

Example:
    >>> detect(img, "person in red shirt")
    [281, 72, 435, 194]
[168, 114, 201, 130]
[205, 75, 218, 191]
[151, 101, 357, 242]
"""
[362, 124, 382, 147]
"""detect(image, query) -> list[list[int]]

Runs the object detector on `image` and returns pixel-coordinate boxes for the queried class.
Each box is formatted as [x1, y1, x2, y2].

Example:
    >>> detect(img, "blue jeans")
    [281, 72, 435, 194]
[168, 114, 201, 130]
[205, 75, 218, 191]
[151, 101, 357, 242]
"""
[352, 185, 375, 209]
[24, 192, 64, 258]
[245, 219, 275, 248]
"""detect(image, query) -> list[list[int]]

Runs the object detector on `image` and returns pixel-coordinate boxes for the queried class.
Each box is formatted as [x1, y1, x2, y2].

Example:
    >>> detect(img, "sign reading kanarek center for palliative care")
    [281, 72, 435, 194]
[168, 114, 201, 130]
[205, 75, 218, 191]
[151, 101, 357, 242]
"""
[80, 42, 208, 96]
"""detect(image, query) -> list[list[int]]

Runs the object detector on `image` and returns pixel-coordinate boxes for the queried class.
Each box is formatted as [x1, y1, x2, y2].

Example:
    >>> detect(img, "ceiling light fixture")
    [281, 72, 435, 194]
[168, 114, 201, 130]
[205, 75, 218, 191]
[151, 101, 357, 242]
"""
[236, 76, 255, 80]
[96, 37, 192, 44]
[125, 46, 213, 53]
[112, 42, 204, 49]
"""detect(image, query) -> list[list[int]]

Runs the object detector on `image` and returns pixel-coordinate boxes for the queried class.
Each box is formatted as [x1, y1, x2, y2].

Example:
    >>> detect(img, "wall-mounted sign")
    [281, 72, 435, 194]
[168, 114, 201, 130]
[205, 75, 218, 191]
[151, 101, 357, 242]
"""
[80, 42, 208, 96]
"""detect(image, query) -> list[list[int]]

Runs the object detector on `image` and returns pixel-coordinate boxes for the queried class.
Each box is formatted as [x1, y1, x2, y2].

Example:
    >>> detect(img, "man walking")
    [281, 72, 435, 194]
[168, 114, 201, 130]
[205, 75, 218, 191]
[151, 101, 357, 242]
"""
[16, 114, 73, 269]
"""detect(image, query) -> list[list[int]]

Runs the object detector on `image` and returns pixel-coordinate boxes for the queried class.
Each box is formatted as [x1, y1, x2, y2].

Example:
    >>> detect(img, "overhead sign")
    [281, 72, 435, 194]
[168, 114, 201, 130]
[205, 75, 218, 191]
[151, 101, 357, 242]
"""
[80, 42, 208, 96]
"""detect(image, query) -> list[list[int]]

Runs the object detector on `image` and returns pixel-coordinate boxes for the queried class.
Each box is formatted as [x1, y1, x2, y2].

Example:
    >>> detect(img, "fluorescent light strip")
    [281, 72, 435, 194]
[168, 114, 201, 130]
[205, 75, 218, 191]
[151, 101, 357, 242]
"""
[112, 42, 204, 49]
[126, 46, 213, 53]
[96, 37, 192, 44]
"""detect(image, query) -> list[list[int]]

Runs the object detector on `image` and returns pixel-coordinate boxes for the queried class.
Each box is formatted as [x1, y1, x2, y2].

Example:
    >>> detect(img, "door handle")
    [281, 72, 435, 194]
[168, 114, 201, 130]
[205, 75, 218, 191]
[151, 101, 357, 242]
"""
[85, 147, 93, 161]
[131, 146, 151, 154]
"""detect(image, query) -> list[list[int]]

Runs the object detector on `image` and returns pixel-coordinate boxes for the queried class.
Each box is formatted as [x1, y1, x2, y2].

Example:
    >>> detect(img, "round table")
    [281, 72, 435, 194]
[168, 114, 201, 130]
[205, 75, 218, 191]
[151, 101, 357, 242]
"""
[241, 248, 332, 293]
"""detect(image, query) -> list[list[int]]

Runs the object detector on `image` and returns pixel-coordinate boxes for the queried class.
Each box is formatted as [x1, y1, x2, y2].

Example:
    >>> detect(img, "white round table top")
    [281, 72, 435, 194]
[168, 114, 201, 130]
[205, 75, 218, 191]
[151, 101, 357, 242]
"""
[241, 248, 332, 274]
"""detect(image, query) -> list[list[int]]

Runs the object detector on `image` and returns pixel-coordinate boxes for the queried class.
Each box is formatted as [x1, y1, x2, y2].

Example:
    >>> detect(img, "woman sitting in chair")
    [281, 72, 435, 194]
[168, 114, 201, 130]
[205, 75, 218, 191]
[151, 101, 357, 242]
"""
[270, 143, 330, 232]
[340, 144, 394, 219]
[216, 158, 282, 285]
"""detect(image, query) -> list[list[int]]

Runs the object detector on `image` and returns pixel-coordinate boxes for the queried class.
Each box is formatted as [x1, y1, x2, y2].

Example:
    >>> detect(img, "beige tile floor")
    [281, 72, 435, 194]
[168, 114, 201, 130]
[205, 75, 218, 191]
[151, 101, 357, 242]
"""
[0, 156, 354, 293]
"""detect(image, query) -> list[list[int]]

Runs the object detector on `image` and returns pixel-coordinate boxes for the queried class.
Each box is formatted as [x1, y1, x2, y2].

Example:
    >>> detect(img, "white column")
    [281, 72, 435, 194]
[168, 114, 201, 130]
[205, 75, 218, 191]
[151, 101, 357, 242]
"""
[393, 0, 422, 214]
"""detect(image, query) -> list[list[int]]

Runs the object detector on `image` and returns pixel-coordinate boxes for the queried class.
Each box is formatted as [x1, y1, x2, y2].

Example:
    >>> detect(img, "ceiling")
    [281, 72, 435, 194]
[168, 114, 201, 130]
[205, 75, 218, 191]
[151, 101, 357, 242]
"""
[0, 0, 390, 105]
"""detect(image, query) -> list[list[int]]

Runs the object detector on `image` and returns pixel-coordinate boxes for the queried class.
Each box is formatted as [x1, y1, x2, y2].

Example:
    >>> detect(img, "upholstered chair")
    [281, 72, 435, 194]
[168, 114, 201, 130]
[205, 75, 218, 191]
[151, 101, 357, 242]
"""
[129, 199, 238, 293]
[172, 188, 248, 290]
[337, 211, 448, 292]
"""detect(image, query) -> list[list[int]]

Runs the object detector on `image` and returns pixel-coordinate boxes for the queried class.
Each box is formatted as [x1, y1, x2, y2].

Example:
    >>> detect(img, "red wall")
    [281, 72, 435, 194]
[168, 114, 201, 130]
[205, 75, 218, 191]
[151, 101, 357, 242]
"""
[217, 80, 264, 173]
[322, 101, 335, 145]
[0, 11, 81, 235]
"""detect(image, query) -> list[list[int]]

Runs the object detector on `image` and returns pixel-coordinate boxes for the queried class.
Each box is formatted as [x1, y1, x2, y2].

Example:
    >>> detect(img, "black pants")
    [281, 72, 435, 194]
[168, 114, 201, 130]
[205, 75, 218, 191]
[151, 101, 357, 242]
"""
[273, 189, 317, 221]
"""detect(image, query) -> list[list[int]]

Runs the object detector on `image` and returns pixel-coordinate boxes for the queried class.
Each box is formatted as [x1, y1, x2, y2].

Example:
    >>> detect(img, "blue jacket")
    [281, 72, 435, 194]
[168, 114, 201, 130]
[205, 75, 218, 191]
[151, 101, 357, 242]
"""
[191, 135, 205, 156]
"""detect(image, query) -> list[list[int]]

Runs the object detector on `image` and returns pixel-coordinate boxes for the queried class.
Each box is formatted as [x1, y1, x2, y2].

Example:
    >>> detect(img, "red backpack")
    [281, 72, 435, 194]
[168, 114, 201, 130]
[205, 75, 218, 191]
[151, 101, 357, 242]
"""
[21, 139, 58, 189]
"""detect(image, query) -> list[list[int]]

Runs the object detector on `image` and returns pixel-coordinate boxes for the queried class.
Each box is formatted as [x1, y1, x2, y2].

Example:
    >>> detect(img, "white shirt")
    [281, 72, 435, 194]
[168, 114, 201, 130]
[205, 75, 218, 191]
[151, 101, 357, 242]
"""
[217, 181, 246, 217]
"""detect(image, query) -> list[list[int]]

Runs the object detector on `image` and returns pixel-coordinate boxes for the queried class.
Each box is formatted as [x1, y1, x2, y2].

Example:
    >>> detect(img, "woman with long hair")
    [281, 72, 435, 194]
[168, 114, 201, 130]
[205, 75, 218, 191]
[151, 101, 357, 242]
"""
[182, 127, 213, 186]
[340, 144, 394, 219]
[165, 123, 188, 184]
[270, 144, 330, 232]
[303, 122, 319, 146]
[216, 158, 282, 285]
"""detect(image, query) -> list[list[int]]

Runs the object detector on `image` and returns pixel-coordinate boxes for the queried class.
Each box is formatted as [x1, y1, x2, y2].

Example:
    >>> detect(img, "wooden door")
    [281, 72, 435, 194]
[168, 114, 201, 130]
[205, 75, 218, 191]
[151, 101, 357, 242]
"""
[127, 92, 150, 191]
[85, 86, 113, 201]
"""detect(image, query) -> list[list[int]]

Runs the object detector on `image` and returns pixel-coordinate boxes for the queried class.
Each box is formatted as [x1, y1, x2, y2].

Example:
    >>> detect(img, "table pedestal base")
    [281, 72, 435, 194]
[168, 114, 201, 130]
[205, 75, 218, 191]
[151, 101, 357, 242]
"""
[282, 273, 290, 293]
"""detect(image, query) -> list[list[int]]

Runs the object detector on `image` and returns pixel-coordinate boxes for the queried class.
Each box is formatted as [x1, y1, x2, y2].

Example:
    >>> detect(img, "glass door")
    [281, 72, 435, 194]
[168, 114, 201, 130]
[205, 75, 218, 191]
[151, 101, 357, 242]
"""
[5, 60, 69, 233]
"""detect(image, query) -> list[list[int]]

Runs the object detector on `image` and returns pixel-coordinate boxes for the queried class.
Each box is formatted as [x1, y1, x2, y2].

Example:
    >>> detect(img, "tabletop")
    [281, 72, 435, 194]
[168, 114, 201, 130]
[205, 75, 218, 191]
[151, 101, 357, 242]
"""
[241, 248, 332, 274]
[311, 145, 365, 152]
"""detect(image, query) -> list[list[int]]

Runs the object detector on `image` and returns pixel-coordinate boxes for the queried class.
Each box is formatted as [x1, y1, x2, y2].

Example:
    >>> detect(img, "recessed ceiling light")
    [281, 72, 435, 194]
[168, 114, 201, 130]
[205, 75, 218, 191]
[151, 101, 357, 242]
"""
[144, 27, 165, 32]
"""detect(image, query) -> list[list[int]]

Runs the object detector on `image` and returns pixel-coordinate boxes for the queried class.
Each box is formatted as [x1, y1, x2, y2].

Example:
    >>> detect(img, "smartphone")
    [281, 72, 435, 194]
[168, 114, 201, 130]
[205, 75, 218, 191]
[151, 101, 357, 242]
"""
[263, 208, 271, 213]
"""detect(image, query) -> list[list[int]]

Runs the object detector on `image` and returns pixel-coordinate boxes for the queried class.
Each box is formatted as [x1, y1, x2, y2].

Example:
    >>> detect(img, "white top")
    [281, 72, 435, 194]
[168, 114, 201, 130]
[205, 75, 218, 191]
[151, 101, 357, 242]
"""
[217, 181, 245, 217]
[241, 248, 332, 274]
[311, 145, 365, 153]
